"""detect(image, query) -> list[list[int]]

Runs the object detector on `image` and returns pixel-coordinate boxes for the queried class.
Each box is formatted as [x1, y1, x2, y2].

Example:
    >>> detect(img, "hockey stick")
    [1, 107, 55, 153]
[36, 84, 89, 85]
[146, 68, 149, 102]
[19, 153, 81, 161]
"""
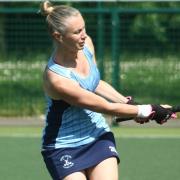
[115, 105, 180, 122]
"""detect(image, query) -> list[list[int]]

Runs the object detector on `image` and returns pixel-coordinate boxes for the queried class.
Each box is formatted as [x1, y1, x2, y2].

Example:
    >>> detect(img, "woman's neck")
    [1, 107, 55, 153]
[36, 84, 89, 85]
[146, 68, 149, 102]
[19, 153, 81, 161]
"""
[54, 46, 79, 68]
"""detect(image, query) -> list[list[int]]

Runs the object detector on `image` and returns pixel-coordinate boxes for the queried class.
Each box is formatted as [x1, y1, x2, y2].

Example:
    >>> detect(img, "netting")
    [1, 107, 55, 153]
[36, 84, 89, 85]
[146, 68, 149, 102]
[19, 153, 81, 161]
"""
[0, 4, 180, 116]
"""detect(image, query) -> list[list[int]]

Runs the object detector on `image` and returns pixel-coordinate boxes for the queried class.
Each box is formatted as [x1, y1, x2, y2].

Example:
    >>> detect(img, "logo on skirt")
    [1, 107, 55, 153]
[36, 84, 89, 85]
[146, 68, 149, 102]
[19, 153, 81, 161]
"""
[109, 146, 118, 154]
[60, 155, 74, 169]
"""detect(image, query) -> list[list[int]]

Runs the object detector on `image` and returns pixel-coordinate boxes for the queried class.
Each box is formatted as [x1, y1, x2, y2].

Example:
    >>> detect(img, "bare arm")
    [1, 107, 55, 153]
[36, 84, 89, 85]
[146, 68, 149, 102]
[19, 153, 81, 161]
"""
[85, 35, 97, 64]
[43, 69, 138, 118]
[95, 80, 129, 103]
[84, 36, 174, 123]
[85, 36, 129, 104]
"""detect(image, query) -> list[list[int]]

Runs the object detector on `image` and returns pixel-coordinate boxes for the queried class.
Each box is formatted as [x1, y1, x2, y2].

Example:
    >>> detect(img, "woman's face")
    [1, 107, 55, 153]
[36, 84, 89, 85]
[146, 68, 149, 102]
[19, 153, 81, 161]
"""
[61, 13, 87, 52]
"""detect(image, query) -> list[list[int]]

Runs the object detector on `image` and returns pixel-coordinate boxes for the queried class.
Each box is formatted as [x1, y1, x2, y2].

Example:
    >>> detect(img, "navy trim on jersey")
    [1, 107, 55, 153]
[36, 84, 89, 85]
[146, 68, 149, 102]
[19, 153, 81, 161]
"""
[43, 100, 70, 147]
[42, 45, 110, 149]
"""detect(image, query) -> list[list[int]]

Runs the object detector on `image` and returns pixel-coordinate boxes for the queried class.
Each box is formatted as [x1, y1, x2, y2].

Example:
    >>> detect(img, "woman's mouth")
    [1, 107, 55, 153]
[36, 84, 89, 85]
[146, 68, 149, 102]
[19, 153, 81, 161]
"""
[79, 42, 85, 46]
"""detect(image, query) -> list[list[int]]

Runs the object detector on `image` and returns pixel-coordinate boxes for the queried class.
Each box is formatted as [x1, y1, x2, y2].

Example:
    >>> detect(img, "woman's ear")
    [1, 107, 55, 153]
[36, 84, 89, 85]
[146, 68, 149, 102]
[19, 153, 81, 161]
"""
[52, 31, 62, 42]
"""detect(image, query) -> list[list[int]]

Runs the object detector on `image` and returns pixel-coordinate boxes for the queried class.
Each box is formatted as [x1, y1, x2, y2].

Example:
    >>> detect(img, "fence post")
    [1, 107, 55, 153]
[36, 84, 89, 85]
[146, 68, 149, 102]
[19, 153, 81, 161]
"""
[0, 9, 5, 56]
[97, 2, 105, 79]
[111, 10, 120, 90]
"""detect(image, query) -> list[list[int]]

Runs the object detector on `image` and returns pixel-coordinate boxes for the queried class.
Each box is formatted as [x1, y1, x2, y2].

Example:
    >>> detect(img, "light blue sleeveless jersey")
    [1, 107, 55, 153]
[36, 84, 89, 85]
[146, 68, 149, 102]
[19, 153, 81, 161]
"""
[42, 46, 110, 150]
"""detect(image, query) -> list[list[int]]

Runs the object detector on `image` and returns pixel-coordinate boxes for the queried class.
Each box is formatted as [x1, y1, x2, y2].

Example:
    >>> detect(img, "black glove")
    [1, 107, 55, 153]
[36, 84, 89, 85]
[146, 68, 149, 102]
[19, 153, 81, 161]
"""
[126, 96, 139, 105]
[151, 105, 173, 124]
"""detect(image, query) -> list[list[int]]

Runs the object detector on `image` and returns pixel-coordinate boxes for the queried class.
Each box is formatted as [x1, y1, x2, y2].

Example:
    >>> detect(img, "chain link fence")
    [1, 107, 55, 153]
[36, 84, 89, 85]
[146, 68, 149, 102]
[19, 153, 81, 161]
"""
[0, 3, 180, 116]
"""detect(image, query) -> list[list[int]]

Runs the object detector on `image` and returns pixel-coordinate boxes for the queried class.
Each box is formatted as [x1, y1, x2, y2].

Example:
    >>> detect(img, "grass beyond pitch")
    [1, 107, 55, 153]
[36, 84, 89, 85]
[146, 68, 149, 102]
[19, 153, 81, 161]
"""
[0, 54, 180, 116]
[0, 126, 180, 180]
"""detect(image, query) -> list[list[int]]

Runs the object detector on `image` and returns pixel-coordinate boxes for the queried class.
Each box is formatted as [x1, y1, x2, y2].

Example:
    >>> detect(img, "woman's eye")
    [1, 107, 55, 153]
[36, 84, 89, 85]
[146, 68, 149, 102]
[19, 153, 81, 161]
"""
[74, 30, 81, 34]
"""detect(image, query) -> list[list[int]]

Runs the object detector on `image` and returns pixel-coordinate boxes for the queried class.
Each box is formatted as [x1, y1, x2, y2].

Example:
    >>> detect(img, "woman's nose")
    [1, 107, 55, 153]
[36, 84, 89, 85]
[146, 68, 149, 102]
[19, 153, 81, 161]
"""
[81, 29, 87, 39]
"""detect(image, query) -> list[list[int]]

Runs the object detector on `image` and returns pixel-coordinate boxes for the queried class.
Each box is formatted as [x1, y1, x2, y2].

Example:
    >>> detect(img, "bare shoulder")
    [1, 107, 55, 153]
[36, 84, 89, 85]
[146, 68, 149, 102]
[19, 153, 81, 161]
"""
[85, 35, 97, 64]
[43, 68, 105, 108]
[43, 68, 62, 99]
[85, 35, 95, 54]
[43, 68, 79, 100]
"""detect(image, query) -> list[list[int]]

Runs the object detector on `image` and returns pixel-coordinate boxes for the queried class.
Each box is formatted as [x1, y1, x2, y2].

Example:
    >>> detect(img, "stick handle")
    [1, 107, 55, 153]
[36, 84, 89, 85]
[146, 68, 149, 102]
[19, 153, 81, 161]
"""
[172, 106, 180, 113]
[115, 105, 180, 122]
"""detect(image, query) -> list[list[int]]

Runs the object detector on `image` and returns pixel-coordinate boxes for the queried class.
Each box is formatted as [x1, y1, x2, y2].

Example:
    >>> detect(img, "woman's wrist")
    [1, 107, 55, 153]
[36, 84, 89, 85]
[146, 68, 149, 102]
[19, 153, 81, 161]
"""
[137, 105, 152, 118]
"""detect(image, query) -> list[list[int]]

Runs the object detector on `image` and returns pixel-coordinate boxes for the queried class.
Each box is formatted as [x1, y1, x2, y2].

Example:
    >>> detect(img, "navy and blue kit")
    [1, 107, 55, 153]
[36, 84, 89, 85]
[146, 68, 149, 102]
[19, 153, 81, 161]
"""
[41, 45, 119, 179]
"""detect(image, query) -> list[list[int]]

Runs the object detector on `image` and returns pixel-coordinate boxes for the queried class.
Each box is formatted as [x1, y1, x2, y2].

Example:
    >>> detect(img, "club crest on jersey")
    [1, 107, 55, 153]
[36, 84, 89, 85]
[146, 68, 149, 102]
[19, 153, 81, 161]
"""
[60, 155, 74, 169]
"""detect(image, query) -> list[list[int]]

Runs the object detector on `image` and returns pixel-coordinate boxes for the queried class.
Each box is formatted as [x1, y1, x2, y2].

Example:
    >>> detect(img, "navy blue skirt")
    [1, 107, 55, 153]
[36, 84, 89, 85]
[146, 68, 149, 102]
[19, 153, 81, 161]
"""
[41, 132, 120, 180]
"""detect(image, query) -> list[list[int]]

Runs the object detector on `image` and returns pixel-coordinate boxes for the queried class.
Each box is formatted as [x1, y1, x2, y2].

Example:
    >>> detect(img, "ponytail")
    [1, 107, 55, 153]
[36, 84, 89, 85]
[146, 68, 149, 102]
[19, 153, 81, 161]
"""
[40, 0, 54, 16]
[39, 1, 80, 34]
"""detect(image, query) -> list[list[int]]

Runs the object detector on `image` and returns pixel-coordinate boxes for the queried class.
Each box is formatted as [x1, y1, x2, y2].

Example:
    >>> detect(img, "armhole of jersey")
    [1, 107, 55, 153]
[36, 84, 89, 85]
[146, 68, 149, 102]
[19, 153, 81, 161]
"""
[47, 57, 73, 80]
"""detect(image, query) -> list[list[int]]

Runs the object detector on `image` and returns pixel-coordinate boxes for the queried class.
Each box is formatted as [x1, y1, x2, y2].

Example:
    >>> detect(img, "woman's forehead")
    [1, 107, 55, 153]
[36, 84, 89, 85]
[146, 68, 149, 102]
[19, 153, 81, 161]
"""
[65, 14, 85, 31]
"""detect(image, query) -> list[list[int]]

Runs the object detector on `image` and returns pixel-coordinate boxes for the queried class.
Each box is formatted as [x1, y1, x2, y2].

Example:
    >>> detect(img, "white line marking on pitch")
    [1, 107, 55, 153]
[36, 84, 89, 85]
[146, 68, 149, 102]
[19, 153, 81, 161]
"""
[1, 134, 180, 139]
[115, 135, 180, 139]
[0, 133, 41, 138]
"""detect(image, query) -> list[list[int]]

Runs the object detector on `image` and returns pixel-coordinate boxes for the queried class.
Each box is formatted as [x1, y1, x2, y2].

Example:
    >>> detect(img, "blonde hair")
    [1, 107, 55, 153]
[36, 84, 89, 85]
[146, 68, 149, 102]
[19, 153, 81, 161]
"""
[40, 1, 80, 34]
